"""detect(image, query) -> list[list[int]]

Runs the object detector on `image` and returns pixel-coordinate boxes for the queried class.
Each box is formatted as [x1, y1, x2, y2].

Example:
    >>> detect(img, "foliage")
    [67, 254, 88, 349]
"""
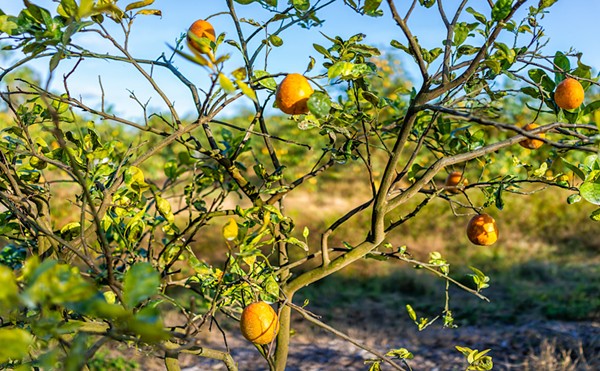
[0, 0, 598, 370]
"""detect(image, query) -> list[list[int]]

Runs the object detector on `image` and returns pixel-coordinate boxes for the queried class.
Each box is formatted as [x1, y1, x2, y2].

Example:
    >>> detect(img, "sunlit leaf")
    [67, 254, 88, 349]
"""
[219, 73, 236, 93]
[253, 70, 277, 91]
[292, 0, 310, 11]
[580, 181, 600, 205]
[135, 9, 161, 16]
[268, 34, 283, 47]
[155, 195, 174, 224]
[125, 0, 154, 12]
[491, 0, 513, 21]
[237, 79, 257, 101]
[222, 218, 239, 241]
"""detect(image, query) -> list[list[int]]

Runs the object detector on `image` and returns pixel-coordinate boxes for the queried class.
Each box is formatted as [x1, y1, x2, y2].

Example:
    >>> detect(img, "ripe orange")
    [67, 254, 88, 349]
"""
[187, 19, 216, 55]
[240, 301, 279, 345]
[554, 77, 584, 110]
[275, 73, 314, 115]
[444, 171, 468, 194]
[518, 123, 544, 150]
[466, 213, 498, 246]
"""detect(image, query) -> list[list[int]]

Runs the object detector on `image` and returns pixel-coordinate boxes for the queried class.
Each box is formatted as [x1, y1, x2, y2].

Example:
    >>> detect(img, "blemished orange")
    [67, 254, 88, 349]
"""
[275, 73, 314, 115]
[240, 301, 279, 345]
[554, 77, 584, 110]
[444, 171, 468, 194]
[519, 123, 544, 150]
[466, 214, 498, 246]
[187, 19, 216, 55]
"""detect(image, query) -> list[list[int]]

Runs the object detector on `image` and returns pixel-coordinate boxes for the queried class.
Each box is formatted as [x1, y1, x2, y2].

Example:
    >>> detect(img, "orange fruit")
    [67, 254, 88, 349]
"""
[554, 77, 584, 110]
[275, 73, 314, 115]
[240, 301, 279, 345]
[518, 123, 545, 149]
[466, 214, 498, 246]
[444, 171, 468, 194]
[187, 19, 216, 55]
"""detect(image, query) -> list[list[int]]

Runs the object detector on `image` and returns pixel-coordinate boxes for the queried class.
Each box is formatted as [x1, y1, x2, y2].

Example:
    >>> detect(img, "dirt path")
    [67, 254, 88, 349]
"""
[173, 319, 600, 370]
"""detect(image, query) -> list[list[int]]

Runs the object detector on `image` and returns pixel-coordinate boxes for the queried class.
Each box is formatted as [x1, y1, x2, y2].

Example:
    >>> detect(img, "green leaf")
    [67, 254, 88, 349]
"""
[164, 159, 178, 180]
[567, 194, 581, 204]
[268, 34, 283, 47]
[124, 166, 149, 192]
[466, 7, 487, 23]
[0, 328, 34, 363]
[582, 100, 600, 116]
[123, 263, 160, 308]
[418, 0, 436, 8]
[580, 181, 600, 205]
[386, 347, 414, 359]
[64, 333, 90, 371]
[562, 158, 586, 181]
[528, 68, 555, 92]
[590, 208, 600, 221]
[390, 39, 411, 54]
[328, 61, 354, 80]
[261, 275, 279, 302]
[453, 22, 470, 46]
[364, 0, 383, 13]
[313, 43, 331, 58]
[125, 0, 154, 12]
[155, 195, 174, 224]
[554, 51, 570, 84]
[0, 15, 19, 35]
[491, 0, 513, 21]
[127, 306, 168, 342]
[307, 91, 331, 118]
[292, 0, 310, 12]
[521, 86, 539, 99]
[538, 0, 558, 10]
[234, 0, 255, 4]
[253, 70, 277, 91]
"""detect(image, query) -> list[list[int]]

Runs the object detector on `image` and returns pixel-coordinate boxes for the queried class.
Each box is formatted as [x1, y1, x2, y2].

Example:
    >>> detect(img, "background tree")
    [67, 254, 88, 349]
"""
[0, 1, 598, 370]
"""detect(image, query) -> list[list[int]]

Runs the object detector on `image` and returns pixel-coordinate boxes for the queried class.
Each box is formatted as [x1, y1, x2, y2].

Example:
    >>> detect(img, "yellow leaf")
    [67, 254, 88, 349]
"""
[236, 79, 257, 102]
[222, 218, 238, 241]
[219, 73, 236, 93]
[125, 0, 154, 12]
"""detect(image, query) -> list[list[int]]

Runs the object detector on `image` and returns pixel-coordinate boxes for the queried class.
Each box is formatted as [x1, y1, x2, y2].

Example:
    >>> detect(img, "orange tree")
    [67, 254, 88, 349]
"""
[0, 0, 599, 370]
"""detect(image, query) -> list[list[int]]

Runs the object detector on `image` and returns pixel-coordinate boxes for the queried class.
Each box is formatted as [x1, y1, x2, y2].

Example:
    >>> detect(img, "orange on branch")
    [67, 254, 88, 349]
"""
[187, 19, 216, 55]
[519, 123, 545, 149]
[466, 213, 498, 246]
[444, 171, 468, 194]
[275, 73, 314, 115]
[240, 301, 279, 345]
[554, 77, 584, 110]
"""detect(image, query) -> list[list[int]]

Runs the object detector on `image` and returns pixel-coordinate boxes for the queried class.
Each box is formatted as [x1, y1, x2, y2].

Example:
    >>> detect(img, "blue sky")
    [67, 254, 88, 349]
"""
[1, 0, 599, 119]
